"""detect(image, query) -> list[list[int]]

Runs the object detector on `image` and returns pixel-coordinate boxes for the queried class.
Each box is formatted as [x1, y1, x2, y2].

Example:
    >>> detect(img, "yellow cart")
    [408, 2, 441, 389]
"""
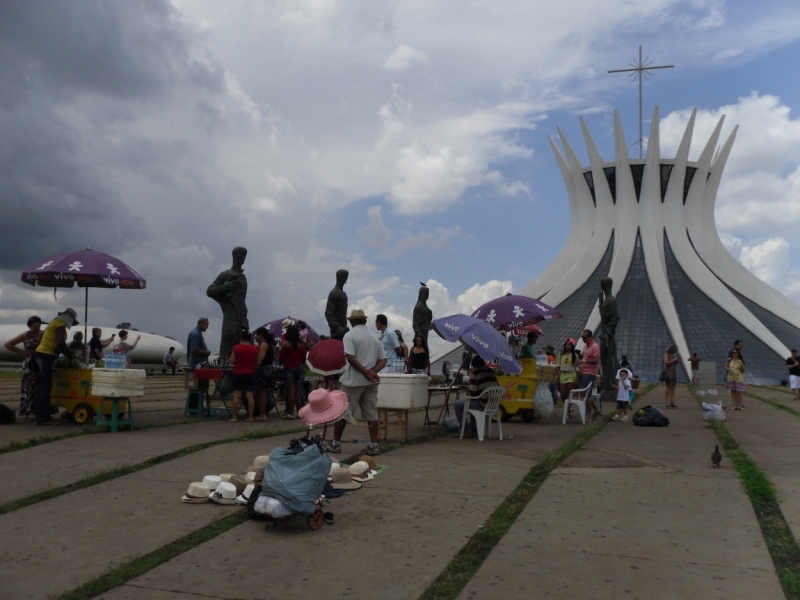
[51, 368, 129, 424]
[495, 360, 560, 422]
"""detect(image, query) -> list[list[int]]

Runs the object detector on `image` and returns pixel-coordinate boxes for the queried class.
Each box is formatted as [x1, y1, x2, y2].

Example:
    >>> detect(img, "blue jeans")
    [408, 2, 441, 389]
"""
[549, 383, 559, 406]
[284, 365, 306, 409]
[455, 399, 482, 434]
[34, 352, 56, 425]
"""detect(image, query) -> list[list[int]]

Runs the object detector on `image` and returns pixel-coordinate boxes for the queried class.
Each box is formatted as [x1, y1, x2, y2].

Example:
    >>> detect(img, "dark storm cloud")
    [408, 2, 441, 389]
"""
[0, 0, 225, 269]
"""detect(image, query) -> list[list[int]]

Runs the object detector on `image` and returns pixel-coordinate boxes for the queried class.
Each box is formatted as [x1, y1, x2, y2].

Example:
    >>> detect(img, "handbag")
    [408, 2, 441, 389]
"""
[256, 364, 274, 389]
[659, 370, 667, 382]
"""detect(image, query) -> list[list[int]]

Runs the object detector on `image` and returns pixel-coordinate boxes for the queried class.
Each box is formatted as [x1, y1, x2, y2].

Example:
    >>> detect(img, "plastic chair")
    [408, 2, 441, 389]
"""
[562, 381, 594, 425]
[460, 386, 506, 441]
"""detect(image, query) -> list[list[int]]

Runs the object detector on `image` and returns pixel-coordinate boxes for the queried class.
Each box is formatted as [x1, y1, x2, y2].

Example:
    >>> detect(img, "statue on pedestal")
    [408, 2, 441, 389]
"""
[413, 283, 433, 350]
[598, 276, 620, 405]
[206, 247, 249, 361]
[325, 269, 349, 341]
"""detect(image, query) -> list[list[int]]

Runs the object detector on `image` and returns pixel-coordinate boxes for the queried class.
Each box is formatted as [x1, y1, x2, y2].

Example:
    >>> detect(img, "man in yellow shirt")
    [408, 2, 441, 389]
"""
[34, 308, 79, 426]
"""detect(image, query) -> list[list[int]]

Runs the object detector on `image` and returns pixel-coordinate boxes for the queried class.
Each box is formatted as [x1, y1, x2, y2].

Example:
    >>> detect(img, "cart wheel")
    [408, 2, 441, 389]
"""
[496, 405, 512, 422]
[73, 403, 94, 425]
[521, 410, 535, 423]
[307, 509, 325, 530]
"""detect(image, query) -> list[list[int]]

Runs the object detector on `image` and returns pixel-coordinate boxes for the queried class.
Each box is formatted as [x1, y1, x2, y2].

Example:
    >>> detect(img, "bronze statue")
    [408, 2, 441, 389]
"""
[207, 247, 249, 361]
[325, 269, 349, 341]
[598, 276, 620, 404]
[413, 283, 433, 348]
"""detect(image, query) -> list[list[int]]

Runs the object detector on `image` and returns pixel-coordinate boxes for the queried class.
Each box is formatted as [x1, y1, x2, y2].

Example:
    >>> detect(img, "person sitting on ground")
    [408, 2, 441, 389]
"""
[163, 347, 178, 375]
[228, 330, 259, 422]
[113, 330, 141, 367]
[89, 327, 115, 362]
[689, 352, 703, 386]
[455, 355, 498, 438]
[612, 369, 632, 422]
[518, 332, 538, 359]
[787, 349, 800, 400]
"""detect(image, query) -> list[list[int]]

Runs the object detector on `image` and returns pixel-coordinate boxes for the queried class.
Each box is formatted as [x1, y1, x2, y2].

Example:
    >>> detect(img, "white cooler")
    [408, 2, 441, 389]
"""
[376, 373, 429, 409]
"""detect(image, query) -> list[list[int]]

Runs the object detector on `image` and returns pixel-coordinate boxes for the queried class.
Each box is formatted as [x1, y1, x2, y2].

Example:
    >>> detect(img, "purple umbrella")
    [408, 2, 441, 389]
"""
[433, 314, 522, 375]
[471, 293, 561, 330]
[260, 316, 321, 344]
[20, 247, 146, 344]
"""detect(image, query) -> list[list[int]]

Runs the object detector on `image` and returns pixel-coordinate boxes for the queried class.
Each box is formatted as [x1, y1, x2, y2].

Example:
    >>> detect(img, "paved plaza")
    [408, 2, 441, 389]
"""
[0, 378, 797, 599]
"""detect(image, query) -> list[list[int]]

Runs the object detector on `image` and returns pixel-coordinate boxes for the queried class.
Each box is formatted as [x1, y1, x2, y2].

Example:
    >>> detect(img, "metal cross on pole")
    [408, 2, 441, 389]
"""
[608, 46, 674, 159]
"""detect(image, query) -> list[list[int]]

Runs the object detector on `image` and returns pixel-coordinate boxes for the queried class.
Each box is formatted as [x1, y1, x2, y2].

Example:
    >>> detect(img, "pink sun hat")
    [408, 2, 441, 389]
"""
[299, 389, 348, 426]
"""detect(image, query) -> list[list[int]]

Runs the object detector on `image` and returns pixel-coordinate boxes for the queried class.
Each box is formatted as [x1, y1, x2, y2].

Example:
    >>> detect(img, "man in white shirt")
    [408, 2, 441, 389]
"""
[164, 347, 178, 375]
[328, 309, 387, 456]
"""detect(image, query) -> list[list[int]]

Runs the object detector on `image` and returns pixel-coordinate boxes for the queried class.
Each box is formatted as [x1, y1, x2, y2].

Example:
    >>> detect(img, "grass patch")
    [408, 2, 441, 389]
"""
[419, 383, 656, 600]
[56, 510, 250, 600]
[690, 387, 800, 599]
[0, 425, 108, 455]
[0, 424, 308, 516]
[745, 390, 800, 419]
[0, 370, 22, 379]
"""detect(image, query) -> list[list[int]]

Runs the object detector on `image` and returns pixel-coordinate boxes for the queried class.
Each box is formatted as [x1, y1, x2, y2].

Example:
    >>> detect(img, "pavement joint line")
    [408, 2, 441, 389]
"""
[51, 425, 452, 600]
[744, 390, 800, 418]
[0, 424, 309, 516]
[689, 385, 800, 599]
[418, 382, 657, 600]
[54, 510, 251, 600]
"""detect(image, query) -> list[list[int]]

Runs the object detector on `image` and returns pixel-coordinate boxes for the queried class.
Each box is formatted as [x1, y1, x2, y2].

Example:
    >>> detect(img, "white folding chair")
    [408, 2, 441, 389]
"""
[562, 381, 594, 425]
[460, 386, 506, 441]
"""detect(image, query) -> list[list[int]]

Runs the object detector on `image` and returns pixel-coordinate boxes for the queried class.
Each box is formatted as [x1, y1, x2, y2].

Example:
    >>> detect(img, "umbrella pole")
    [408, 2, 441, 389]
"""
[430, 350, 472, 439]
[84, 287, 89, 364]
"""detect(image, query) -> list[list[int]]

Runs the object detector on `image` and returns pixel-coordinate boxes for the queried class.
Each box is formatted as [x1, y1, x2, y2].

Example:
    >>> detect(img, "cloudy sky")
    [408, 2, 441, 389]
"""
[1, 0, 800, 353]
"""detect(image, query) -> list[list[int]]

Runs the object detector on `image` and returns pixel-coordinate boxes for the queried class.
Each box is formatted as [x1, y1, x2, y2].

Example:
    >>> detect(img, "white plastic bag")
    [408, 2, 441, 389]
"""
[533, 383, 554, 419]
[702, 402, 727, 422]
[254, 495, 294, 518]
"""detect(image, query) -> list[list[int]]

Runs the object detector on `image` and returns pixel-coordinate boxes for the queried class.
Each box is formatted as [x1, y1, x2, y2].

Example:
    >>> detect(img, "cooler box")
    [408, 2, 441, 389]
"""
[376, 374, 429, 409]
[92, 368, 146, 398]
[182, 367, 209, 391]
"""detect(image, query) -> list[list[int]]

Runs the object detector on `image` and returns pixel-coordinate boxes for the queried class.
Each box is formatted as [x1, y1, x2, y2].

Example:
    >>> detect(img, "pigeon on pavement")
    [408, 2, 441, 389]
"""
[711, 445, 722, 468]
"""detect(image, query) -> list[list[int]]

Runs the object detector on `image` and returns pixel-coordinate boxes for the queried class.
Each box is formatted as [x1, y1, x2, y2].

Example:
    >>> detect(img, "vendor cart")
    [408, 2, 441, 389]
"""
[51, 368, 129, 424]
[495, 360, 559, 422]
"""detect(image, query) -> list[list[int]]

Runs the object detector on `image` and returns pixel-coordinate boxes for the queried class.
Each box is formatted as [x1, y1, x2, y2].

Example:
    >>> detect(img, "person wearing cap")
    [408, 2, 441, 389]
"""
[33, 308, 80, 426]
[328, 308, 387, 456]
[163, 347, 178, 375]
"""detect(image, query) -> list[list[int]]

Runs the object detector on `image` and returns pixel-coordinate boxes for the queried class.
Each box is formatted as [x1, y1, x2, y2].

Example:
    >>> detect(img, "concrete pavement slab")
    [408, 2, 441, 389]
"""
[458, 386, 785, 599]
[99, 436, 539, 600]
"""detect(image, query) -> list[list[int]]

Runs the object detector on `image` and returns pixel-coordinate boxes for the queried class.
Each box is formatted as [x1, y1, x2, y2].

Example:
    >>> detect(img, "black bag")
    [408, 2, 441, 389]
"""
[658, 370, 667, 382]
[247, 484, 265, 521]
[0, 403, 16, 425]
[256, 365, 274, 389]
[632, 405, 670, 427]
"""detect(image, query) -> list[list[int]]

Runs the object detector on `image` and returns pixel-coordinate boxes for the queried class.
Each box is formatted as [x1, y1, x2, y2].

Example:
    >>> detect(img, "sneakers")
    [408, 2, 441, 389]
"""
[326, 440, 342, 454]
[365, 443, 380, 456]
[621, 415, 628, 421]
[612, 414, 619, 421]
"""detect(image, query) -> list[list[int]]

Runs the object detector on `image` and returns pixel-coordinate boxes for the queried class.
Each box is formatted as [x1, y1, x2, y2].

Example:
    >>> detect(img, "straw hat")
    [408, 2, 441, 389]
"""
[236, 483, 256, 506]
[299, 389, 348, 426]
[181, 482, 211, 504]
[219, 473, 236, 483]
[253, 455, 270, 469]
[202, 475, 221, 491]
[347, 308, 367, 321]
[348, 462, 374, 482]
[228, 475, 248, 494]
[329, 467, 362, 490]
[210, 481, 237, 505]
[358, 455, 380, 471]
[282, 318, 293, 329]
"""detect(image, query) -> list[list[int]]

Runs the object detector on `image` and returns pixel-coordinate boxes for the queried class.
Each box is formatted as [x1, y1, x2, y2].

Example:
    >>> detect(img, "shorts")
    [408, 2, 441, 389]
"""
[341, 383, 379, 422]
[284, 364, 306, 385]
[616, 400, 629, 410]
[579, 374, 596, 390]
[328, 373, 341, 382]
[790, 375, 800, 390]
[691, 370, 699, 379]
[232, 373, 255, 393]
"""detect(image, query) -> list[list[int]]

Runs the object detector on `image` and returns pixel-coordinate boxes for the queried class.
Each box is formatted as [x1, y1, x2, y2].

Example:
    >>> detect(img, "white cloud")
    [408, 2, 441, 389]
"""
[360, 206, 393, 249]
[394, 226, 462, 255]
[740, 237, 790, 286]
[359, 205, 461, 256]
[383, 45, 428, 71]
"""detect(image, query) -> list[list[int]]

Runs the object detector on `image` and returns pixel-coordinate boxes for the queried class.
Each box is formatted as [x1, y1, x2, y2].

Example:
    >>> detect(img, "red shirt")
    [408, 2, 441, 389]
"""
[580, 340, 600, 376]
[279, 343, 307, 370]
[232, 343, 259, 375]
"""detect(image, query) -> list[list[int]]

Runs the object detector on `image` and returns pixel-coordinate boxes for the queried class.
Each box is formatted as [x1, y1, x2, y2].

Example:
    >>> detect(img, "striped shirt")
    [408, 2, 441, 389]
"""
[468, 366, 499, 398]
